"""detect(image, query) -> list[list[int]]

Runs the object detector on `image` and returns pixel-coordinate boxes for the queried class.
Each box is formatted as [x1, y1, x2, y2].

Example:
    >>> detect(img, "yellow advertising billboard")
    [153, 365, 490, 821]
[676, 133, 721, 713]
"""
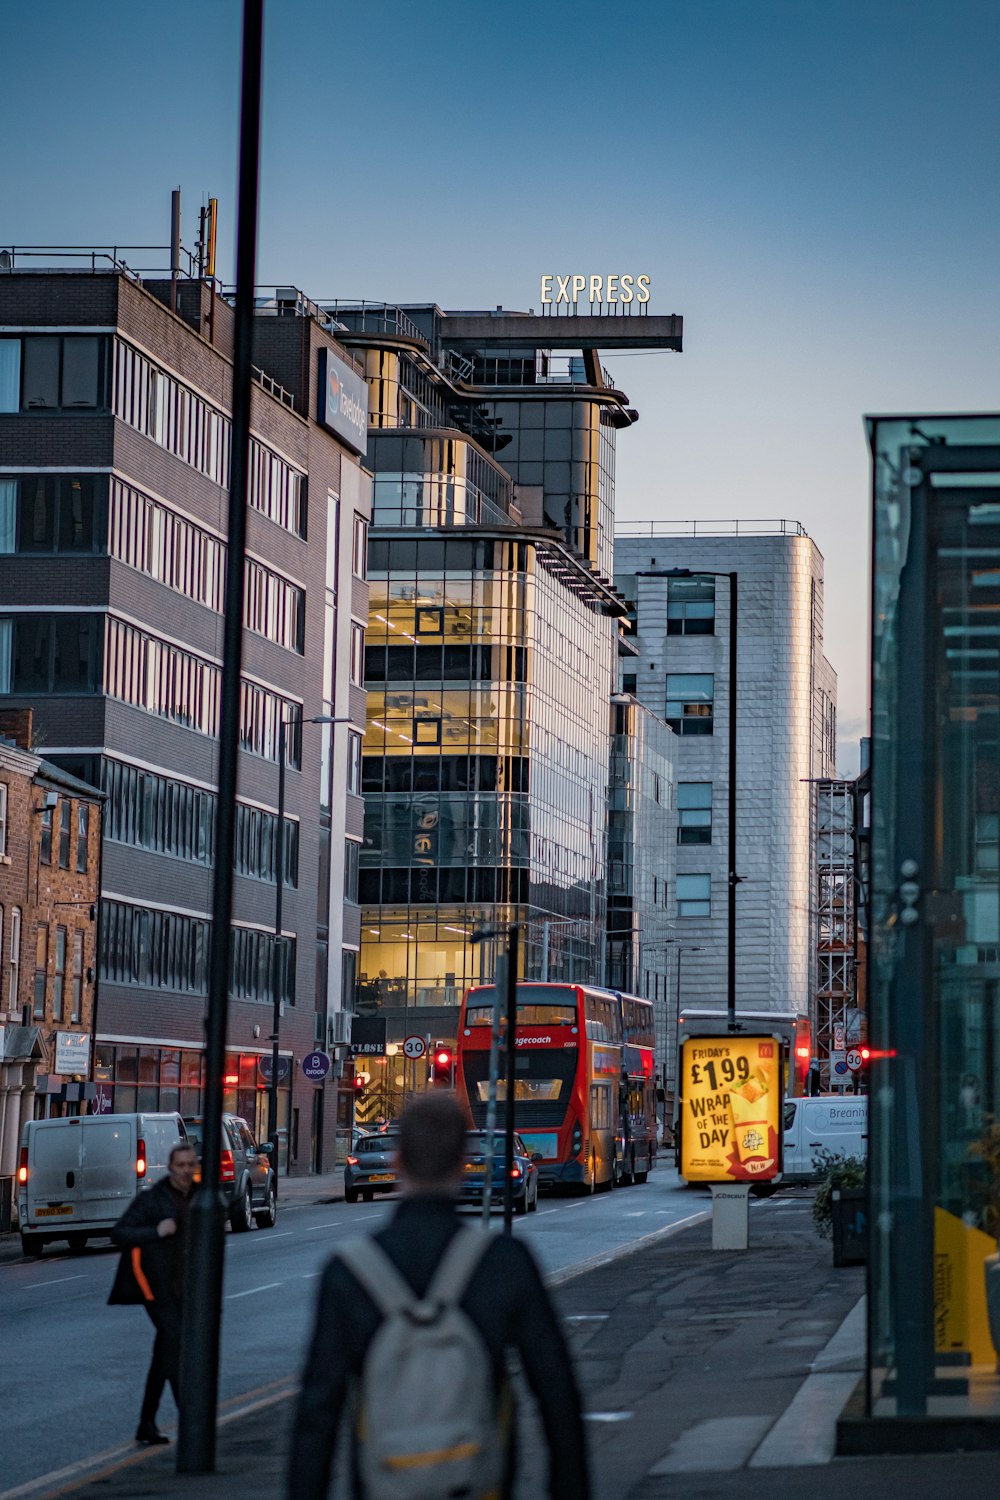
[679, 1034, 783, 1182]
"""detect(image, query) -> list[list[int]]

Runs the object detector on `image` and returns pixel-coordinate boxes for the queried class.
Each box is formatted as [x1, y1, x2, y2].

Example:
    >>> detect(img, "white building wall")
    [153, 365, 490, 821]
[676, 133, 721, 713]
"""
[614, 528, 837, 1027]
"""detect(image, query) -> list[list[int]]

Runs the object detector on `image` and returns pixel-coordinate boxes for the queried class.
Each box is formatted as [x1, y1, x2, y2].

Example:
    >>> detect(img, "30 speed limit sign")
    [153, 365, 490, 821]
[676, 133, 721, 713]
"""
[403, 1035, 427, 1061]
[846, 1048, 864, 1071]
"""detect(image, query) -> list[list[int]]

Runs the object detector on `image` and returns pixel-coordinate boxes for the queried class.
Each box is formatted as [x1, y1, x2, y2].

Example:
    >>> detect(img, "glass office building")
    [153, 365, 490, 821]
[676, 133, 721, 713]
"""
[359, 527, 618, 1033]
[867, 413, 1000, 1436]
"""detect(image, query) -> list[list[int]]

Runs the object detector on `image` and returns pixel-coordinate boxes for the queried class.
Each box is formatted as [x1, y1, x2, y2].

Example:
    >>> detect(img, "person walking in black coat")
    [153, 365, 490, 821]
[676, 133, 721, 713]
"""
[108, 1141, 196, 1444]
[289, 1094, 591, 1500]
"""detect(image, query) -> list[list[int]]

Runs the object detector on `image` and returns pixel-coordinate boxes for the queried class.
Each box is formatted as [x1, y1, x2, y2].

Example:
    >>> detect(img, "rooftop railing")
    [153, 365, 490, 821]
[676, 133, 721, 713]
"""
[615, 518, 808, 539]
[0, 244, 199, 279]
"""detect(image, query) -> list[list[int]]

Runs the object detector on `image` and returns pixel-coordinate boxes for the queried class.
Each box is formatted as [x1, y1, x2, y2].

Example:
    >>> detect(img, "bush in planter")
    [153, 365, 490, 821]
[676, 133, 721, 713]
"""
[811, 1148, 867, 1240]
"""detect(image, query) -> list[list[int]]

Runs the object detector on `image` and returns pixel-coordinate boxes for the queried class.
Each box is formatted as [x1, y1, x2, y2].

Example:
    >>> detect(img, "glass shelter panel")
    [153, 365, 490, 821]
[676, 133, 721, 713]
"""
[869, 413, 1000, 1425]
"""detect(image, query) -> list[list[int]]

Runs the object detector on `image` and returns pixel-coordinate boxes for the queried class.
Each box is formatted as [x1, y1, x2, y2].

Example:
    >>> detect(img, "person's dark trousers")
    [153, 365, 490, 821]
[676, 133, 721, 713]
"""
[140, 1300, 182, 1425]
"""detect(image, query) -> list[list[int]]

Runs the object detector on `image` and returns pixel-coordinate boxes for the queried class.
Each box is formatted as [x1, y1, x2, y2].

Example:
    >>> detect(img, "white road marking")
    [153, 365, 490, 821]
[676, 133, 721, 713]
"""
[566, 1313, 609, 1322]
[254, 1230, 294, 1240]
[650, 1415, 774, 1474]
[302, 1213, 380, 1231]
[585, 1411, 633, 1423]
[227, 1281, 284, 1300]
[623, 1211, 647, 1217]
[23, 1273, 87, 1290]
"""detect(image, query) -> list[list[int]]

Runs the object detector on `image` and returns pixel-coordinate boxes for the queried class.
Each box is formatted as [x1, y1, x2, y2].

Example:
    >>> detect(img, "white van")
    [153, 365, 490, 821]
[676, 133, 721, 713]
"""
[782, 1095, 868, 1183]
[17, 1113, 186, 1256]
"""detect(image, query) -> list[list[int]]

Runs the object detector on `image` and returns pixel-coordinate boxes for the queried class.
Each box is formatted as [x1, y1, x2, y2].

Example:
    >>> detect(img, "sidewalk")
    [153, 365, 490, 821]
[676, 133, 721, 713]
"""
[26, 1196, 1000, 1500]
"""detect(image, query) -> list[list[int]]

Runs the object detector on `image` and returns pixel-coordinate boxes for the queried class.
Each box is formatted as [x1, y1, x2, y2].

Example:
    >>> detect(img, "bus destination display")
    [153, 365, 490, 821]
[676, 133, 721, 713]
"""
[679, 1034, 783, 1183]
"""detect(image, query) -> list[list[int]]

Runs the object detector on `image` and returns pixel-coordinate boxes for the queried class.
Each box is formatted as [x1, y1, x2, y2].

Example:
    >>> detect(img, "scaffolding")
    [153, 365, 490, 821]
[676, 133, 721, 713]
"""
[815, 779, 861, 1089]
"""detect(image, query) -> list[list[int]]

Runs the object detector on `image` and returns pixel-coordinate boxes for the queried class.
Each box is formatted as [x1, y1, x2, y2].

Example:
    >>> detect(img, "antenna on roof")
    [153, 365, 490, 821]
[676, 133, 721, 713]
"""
[170, 187, 181, 311]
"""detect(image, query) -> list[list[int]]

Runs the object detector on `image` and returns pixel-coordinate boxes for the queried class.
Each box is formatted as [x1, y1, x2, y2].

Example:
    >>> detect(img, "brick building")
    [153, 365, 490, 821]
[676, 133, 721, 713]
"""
[0, 259, 370, 1173]
[0, 712, 102, 1181]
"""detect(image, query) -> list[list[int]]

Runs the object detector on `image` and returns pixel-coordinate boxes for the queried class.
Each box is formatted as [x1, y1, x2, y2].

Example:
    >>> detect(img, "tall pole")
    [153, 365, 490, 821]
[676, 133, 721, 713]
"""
[268, 715, 287, 1171]
[502, 925, 520, 1234]
[727, 571, 738, 1033]
[177, 0, 263, 1472]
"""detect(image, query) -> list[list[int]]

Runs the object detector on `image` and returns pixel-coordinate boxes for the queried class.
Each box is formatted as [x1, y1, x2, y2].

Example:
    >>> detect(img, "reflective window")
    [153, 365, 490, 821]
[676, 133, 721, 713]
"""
[676, 873, 711, 917]
[677, 782, 712, 844]
[666, 673, 714, 735]
[667, 574, 715, 634]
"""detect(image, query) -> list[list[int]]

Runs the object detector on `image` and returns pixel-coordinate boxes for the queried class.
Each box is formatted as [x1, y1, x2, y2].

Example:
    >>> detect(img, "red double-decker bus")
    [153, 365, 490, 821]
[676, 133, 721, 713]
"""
[456, 982, 657, 1192]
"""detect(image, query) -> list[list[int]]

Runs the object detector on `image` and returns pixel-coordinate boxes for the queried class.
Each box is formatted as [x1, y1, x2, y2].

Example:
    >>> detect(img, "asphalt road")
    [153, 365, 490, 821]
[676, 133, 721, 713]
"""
[0, 1167, 709, 1493]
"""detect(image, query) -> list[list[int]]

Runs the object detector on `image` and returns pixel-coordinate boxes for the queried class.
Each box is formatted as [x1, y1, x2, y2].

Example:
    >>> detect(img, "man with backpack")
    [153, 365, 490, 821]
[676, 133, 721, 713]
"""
[288, 1092, 591, 1500]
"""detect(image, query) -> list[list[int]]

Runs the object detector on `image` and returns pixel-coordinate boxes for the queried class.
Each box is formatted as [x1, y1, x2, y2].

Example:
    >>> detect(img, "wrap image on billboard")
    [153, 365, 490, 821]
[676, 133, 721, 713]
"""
[679, 1034, 783, 1182]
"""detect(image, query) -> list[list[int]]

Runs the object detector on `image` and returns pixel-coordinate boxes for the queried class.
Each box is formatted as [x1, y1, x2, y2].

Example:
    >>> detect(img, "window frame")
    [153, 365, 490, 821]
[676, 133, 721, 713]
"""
[676, 873, 712, 918]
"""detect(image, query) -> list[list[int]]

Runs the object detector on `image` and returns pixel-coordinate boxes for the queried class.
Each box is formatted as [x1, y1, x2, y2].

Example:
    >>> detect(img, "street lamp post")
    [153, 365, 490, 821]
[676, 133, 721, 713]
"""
[269, 712, 353, 1173]
[637, 567, 740, 1032]
[177, 0, 262, 1472]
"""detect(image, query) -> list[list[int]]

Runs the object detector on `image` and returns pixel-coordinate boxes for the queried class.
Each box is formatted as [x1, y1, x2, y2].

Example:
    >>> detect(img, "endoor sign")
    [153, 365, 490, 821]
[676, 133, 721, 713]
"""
[679, 1034, 783, 1184]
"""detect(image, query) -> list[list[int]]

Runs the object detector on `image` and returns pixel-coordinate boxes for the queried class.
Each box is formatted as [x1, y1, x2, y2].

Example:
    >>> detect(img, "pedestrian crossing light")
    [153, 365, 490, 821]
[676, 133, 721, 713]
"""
[353, 1072, 368, 1093]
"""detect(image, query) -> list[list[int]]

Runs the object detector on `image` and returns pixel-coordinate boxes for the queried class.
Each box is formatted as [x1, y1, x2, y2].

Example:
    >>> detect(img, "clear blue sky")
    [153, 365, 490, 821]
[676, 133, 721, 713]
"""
[6, 0, 1000, 771]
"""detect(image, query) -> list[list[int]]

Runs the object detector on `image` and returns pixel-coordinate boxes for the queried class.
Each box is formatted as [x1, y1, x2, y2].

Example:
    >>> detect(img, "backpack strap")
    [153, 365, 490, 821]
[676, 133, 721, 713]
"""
[337, 1226, 492, 1318]
[426, 1226, 492, 1307]
[337, 1238, 418, 1317]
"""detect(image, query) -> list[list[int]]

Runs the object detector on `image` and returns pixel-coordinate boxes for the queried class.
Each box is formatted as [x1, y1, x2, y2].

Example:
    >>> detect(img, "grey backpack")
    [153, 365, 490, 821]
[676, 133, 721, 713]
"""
[338, 1227, 502, 1500]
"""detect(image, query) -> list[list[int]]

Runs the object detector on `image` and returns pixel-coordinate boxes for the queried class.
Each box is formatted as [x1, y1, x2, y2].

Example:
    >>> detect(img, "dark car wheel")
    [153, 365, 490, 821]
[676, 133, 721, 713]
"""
[255, 1182, 277, 1228]
[528, 1182, 538, 1212]
[345, 1188, 359, 1203]
[230, 1183, 254, 1232]
[362, 1189, 374, 1203]
[20, 1233, 43, 1258]
[67, 1232, 89, 1254]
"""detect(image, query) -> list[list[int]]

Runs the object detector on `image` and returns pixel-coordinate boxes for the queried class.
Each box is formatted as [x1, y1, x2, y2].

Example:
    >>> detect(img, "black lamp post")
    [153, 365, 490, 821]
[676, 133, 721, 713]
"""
[268, 713, 352, 1173]
[636, 567, 740, 1033]
[177, 0, 263, 1472]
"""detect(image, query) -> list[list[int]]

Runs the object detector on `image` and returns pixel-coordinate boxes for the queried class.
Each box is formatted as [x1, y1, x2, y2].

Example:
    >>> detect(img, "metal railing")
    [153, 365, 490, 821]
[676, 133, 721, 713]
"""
[0, 244, 199, 279]
[251, 366, 295, 411]
[321, 300, 426, 345]
[614, 518, 808, 539]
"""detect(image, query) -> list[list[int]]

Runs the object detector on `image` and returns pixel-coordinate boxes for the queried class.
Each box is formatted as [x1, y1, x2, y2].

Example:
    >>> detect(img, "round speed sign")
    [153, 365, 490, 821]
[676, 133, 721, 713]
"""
[403, 1035, 427, 1061]
[846, 1048, 864, 1071]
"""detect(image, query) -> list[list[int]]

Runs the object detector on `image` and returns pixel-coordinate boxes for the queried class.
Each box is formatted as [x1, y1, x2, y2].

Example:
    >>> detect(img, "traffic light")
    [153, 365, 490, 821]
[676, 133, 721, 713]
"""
[431, 1046, 455, 1088]
[352, 1072, 368, 1094]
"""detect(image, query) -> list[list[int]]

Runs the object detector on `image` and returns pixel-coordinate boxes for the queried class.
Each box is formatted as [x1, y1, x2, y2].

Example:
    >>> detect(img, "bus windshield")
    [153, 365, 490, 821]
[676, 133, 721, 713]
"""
[462, 1048, 578, 1103]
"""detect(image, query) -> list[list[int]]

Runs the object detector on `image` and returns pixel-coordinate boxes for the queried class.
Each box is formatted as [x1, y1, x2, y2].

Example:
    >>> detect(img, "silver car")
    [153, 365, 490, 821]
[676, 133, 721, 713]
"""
[344, 1132, 400, 1202]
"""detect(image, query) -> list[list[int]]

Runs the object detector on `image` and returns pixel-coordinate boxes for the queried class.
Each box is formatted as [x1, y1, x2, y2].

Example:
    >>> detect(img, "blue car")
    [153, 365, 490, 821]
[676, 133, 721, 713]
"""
[460, 1131, 540, 1215]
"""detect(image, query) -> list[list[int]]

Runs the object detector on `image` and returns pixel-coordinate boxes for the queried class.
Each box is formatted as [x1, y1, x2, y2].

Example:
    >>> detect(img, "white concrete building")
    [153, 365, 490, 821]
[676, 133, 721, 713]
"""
[614, 521, 837, 1030]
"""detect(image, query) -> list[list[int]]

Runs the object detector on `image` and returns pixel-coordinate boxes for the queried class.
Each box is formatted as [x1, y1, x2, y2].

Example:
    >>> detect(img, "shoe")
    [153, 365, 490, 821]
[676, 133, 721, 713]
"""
[135, 1422, 169, 1444]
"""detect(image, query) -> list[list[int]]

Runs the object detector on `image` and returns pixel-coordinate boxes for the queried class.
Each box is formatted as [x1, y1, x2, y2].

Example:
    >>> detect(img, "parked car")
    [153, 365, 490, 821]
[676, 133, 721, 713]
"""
[344, 1132, 400, 1202]
[183, 1115, 277, 1231]
[460, 1131, 540, 1215]
[17, 1113, 186, 1257]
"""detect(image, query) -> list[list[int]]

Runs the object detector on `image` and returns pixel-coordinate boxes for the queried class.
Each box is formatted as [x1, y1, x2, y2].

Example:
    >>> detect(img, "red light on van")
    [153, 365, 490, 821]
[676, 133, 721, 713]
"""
[795, 1046, 810, 1059]
[220, 1149, 236, 1183]
[18, 1146, 28, 1185]
[136, 1138, 147, 1178]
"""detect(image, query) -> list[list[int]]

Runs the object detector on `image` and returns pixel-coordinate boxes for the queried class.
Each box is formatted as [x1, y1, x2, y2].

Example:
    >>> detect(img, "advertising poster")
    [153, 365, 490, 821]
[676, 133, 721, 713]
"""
[680, 1034, 783, 1182]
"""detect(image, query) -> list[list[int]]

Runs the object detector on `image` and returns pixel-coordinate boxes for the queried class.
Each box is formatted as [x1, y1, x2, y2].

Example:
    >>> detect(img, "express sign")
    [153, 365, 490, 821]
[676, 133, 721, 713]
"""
[679, 1034, 783, 1184]
[318, 347, 368, 455]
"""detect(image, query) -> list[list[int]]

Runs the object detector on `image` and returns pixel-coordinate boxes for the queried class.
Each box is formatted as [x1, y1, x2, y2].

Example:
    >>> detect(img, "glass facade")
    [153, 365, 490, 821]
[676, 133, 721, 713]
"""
[869, 413, 1000, 1425]
[606, 697, 675, 1079]
[360, 533, 614, 1028]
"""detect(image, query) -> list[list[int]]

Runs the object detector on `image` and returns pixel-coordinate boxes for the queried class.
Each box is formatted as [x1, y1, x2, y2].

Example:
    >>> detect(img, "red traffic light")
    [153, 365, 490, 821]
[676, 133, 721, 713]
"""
[352, 1074, 367, 1092]
[431, 1046, 454, 1086]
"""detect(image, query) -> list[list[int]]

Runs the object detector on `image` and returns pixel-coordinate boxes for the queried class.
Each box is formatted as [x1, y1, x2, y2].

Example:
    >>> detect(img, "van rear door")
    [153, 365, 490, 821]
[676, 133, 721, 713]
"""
[25, 1120, 84, 1228]
[80, 1117, 136, 1225]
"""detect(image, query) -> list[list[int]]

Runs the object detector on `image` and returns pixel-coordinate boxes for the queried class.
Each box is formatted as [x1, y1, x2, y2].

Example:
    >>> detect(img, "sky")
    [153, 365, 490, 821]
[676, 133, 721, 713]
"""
[5, 0, 1000, 773]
